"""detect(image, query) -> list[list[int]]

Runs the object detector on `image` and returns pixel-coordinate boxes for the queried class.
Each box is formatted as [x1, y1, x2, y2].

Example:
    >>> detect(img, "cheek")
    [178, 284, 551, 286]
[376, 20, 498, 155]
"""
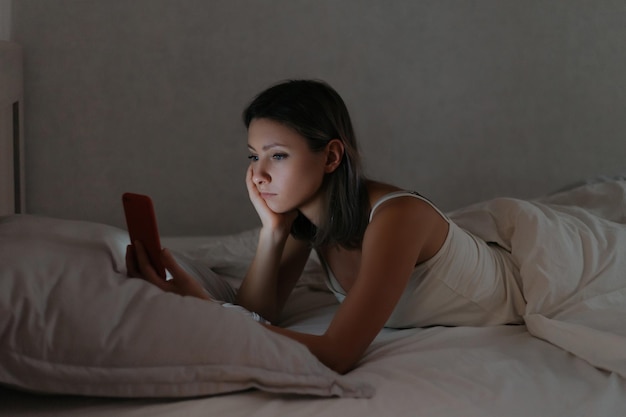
[273, 168, 324, 208]
[290, 169, 326, 201]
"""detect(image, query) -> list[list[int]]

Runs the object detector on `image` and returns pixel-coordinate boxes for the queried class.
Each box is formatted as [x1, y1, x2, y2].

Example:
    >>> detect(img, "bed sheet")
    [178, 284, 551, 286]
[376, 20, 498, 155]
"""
[2, 178, 626, 416]
[2, 283, 625, 417]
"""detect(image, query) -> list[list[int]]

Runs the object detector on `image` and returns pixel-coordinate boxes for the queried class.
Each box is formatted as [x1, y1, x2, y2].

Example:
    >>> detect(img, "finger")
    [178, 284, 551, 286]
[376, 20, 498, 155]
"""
[161, 249, 212, 300]
[133, 241, 168, 290]
[125, 245, 140, 277]
[245, 165, 258, 196]
[160, 248, 187, 278]
[245, 164, 252, 184]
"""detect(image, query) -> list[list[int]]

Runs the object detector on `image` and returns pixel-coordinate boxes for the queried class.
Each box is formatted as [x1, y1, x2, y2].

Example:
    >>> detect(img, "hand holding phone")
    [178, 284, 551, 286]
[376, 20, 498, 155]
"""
[122, 192, 167, 280]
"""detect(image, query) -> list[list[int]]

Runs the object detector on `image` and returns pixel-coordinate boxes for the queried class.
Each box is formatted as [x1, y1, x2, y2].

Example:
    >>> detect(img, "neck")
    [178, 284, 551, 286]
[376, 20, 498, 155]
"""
[297, 188, 327, 228]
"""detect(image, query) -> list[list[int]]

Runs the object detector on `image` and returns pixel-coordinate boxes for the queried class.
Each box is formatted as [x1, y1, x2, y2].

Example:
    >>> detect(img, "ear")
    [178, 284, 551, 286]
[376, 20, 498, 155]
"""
[324, 139, 345, 173]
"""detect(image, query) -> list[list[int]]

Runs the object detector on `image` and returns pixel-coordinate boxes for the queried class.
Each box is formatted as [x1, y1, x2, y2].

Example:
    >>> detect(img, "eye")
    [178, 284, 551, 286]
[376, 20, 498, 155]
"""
[272, 153, 288, 160]
[247, 155, 259, 162]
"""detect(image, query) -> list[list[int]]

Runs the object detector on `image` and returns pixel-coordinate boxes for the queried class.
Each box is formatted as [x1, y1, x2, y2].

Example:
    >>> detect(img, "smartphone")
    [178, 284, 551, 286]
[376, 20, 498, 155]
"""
[122, 192, 167, 280]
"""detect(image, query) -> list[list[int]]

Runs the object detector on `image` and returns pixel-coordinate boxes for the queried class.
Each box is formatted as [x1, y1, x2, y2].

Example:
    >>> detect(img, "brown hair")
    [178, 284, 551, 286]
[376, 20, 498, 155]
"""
[243, 79, 368, 249]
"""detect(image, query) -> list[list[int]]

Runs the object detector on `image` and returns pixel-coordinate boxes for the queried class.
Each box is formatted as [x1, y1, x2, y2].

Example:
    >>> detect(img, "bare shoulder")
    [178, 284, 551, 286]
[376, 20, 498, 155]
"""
[366, 180, 444, 223]
[365, 184, 449, 264]
[367, 194, 445, 233]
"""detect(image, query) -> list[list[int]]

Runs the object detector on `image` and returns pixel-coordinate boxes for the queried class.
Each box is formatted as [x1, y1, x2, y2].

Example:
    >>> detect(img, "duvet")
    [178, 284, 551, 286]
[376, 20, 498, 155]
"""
[450, 178, 626, 377]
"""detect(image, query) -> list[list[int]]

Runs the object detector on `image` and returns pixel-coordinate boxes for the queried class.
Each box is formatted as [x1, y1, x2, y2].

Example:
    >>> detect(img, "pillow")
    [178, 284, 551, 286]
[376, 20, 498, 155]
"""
[0, 215, 372, 398]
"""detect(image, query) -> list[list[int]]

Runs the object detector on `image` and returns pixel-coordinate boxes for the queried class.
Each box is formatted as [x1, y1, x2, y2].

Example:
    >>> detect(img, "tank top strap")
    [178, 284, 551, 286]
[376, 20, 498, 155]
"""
[368, 191, 449, 223]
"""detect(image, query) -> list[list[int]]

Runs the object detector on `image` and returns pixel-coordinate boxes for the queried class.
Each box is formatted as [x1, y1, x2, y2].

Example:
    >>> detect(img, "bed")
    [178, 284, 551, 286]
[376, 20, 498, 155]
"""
[2, 178, 626, 416]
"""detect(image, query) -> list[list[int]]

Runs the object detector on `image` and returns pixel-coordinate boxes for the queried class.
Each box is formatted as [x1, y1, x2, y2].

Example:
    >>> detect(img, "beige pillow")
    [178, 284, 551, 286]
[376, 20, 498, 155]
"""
[0, 215, 372, 398]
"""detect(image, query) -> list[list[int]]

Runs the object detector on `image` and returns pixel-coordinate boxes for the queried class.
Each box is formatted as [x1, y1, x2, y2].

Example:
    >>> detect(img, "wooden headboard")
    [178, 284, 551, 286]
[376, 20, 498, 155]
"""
[0, 41, 24, 215]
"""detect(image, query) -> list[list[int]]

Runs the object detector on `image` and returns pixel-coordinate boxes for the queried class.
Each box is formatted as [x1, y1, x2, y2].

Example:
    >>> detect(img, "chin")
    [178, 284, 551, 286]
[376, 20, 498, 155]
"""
[267, 202, 297, 215]
[265, 202, 287, 214]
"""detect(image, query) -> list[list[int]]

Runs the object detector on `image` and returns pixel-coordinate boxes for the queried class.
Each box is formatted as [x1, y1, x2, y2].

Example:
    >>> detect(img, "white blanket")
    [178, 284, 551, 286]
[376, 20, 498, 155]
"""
[449, 179, 626, 377]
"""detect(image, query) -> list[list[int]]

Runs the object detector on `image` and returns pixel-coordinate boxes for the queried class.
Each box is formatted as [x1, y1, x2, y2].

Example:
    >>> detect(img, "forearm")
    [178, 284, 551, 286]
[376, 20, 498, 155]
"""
[264, 325, 358, 375]
[236, 227, 289, 322]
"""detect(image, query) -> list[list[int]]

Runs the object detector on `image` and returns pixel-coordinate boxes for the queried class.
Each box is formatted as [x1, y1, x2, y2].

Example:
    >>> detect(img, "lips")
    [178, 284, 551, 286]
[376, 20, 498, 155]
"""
[260, 192, 276, 199]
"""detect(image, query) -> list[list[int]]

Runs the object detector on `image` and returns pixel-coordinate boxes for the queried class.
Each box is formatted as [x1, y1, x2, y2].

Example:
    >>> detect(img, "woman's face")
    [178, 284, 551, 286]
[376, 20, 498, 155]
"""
[247, 118, 329, 221]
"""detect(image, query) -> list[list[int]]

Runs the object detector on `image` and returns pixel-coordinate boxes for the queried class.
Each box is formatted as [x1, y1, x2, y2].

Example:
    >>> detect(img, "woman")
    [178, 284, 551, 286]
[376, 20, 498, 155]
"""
[127, 79, 525, 374]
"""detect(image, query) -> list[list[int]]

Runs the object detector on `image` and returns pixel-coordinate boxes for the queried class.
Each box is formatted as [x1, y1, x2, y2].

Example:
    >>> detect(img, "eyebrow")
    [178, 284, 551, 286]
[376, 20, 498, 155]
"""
[247, 142, 287, 151]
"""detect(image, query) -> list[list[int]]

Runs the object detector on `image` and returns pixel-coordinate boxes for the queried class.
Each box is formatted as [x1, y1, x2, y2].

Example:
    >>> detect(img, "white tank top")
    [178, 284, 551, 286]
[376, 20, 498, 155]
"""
[319, 191, 525, 328]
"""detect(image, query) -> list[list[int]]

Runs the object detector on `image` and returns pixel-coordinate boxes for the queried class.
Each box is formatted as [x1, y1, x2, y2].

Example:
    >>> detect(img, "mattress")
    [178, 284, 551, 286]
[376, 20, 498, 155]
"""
[2, 179, 626, 416]
[1, 293, 624, 416]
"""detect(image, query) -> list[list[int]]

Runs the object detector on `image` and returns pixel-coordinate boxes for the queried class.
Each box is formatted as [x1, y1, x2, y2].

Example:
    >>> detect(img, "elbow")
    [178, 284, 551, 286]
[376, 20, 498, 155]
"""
[316, 341, 360, 375]
[263, 304, 283, 325]
[256, 309, 279, 326]
[266, 327, 362, 374]
[329, 360, 356, 375]
[235, 295, 278, 324]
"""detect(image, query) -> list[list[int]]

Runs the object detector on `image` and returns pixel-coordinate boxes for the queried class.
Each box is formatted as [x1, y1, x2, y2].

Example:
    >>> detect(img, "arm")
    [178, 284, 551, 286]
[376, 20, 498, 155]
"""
[127, 228, 309, 319]
[235, 165, 311, 323]
[236, 230, 311, 323]
[128, 165, 309, 321]
[266, 198, 448, 374]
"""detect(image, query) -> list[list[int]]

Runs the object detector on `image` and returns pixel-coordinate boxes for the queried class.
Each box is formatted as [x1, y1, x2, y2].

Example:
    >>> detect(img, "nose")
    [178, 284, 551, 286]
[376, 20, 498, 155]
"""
[252, 163, 270, 185]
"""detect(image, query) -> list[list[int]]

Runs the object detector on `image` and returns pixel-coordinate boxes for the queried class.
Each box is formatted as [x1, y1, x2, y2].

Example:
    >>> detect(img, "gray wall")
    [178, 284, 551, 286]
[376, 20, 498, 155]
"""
[13, 0, 626, 236]
[0, 0, 12, 40]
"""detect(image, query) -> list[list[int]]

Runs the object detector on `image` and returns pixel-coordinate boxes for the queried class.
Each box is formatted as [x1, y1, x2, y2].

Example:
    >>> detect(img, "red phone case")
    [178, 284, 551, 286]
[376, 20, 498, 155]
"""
[122, 192, 166, 279]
